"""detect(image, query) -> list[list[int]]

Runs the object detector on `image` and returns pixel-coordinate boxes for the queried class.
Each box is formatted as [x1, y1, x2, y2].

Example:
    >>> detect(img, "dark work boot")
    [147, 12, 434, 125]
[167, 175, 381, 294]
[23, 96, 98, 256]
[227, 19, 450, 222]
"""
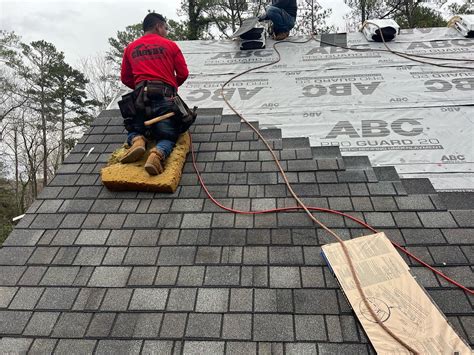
[120, 136, 146, 164]
[144, 148, 165, 175]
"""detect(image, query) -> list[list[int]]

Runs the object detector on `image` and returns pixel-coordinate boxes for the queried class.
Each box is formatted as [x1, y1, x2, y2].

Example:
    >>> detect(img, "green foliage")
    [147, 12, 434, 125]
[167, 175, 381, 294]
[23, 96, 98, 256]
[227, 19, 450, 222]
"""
[106, 23, 143, 67]
[448, 1, 474, 15]
[294, 0, 335, 34]
[394, 5, 447, 28]
[0, 162, 18, 246]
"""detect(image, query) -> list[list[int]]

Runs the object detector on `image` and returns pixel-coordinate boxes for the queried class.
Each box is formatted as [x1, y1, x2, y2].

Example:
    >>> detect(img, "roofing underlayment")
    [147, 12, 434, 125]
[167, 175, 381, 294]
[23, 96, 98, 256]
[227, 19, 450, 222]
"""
[111, 26, 474, 191]
[1, 28, 473, 353]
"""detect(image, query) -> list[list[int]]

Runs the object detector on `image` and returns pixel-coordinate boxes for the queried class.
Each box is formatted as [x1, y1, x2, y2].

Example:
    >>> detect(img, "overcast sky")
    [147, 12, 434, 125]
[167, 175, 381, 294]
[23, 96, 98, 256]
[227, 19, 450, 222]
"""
[1, 0, 350, 66]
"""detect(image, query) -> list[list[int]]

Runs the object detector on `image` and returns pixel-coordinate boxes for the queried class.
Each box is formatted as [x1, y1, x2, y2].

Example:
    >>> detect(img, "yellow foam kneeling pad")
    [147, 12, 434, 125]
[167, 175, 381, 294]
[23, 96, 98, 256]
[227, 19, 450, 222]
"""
[101, 132, 190, 193]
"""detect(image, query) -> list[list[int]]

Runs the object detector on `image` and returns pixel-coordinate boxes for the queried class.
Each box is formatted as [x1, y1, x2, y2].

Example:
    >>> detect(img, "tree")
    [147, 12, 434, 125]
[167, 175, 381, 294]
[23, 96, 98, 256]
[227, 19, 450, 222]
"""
[0, 160, 18, 245]
[17, 40, 64, 187]
[203, 0, 251, 38]
[294, 0, 335, 34]
[50, 61, 95, 164]
[79, 55, 120, 113]
[394, 1, 446, 28]
[177, 0, 214, 39]
[106, 23, 143, 67]
[448, 0, 474, 15]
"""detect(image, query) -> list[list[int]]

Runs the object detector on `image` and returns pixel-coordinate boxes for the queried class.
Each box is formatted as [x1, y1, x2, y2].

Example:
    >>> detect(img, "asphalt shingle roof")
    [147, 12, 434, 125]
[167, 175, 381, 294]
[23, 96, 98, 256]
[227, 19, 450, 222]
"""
[0, 108, 472, 353]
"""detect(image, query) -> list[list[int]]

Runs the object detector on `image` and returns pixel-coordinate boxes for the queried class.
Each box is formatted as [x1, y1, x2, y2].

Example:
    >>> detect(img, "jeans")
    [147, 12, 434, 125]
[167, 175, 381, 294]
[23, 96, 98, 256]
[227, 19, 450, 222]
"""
[265, 5, 296, 33]
[127, 97, 180, 158]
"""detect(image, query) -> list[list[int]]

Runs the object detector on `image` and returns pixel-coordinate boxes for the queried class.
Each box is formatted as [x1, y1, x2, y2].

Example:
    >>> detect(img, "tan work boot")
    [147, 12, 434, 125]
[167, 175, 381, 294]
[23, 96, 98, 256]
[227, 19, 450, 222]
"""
[273, 32, 289, 41]
[120, 136, 147, 164]
[145, 148, 165, 175]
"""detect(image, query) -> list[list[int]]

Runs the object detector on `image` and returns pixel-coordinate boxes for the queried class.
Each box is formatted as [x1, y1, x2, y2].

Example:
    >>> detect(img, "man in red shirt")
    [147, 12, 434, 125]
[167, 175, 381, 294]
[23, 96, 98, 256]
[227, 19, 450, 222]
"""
[120, 12, 189, 175]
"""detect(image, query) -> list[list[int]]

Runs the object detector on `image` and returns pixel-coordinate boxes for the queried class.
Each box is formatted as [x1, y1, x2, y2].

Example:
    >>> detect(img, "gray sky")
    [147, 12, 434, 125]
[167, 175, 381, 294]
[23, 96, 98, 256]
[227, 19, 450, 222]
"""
[1, 0, 350, 66]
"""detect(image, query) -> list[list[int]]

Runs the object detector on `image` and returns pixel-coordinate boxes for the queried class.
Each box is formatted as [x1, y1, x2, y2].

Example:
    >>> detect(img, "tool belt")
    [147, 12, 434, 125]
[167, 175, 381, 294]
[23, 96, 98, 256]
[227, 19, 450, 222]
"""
[118, 80, 197, 134]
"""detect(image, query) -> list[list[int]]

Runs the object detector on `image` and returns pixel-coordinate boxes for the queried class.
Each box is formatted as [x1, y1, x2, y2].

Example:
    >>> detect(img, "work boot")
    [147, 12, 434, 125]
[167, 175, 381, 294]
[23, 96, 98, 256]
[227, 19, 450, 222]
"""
[144, 148, 165, 176]
[273, 32, 289, 41]
[120, 136, 146, 164]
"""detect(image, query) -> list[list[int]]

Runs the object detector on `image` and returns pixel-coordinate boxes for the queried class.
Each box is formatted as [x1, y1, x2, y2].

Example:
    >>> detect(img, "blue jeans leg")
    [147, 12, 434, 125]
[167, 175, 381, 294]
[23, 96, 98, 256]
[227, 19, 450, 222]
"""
[150, 117, 179, 159]
[265, 6, 295, 33]
[127, 123, 146, 146]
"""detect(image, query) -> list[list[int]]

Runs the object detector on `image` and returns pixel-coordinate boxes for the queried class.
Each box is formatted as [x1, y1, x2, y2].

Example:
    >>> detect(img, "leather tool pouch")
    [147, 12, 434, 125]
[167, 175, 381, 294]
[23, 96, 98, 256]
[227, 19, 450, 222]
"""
[172, 95, 198, 133]
[117, 91, 137, 119]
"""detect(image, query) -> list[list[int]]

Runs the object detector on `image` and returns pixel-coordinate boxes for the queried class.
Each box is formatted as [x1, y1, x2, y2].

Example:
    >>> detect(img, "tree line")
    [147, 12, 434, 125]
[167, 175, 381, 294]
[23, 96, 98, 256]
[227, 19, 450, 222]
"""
[0, 0, 472, 243]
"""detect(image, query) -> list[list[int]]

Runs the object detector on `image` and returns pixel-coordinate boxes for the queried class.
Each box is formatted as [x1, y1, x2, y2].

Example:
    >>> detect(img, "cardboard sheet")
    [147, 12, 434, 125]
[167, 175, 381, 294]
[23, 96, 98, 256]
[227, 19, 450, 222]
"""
[321, 233, 472, 354]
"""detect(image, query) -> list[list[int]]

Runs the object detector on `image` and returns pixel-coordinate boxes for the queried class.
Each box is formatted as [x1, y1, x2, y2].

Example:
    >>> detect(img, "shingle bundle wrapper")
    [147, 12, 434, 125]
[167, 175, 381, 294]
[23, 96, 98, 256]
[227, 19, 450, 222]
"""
[101, 132, 190, 193]
[240, 27, 265, 50]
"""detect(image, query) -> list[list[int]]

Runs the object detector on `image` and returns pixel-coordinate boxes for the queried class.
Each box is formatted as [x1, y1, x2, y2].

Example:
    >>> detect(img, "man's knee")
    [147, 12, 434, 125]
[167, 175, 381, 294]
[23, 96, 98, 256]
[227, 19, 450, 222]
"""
[265, 5, 280, 16]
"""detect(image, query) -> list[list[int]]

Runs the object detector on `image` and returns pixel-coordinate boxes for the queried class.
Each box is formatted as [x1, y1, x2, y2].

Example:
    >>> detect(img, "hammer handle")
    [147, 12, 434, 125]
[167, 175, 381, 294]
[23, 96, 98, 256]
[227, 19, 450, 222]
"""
[144, 112, 175, 126]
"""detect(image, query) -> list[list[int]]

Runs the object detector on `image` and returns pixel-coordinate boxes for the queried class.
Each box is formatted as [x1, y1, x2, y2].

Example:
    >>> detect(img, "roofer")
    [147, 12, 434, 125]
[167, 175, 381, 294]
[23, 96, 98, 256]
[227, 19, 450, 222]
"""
[119, 12, 189, 175]
[258, 0, 297, 41]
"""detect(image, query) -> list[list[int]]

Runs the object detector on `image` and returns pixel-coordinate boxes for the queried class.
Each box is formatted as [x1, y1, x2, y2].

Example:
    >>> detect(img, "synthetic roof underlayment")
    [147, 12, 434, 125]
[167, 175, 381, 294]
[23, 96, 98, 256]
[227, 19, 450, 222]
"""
[110, 27, 474, 192]
[0, 29, 472, 352]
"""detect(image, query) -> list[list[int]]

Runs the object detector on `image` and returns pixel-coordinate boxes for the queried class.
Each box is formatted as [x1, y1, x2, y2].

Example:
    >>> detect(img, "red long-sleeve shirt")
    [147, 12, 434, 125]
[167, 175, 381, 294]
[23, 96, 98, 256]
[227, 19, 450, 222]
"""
[121, 33, 189, 90]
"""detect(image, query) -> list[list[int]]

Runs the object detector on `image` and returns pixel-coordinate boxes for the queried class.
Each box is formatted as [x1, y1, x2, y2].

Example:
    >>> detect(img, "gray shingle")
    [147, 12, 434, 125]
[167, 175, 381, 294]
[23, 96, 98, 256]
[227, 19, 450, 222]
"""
[23, 311, 60, 336]
[428, 289, 472, 313]
[55, 339, 97, 354]
[96, 340, 142, 355]
[142, 341, 174, 354]
[0, 287, 17, 307]
[157, 246, 196, 265]
[86, 313, 116, 337]
[128, 266, 157, 286]
[301, 267, 325, 287]
[51, 312, 92, 337]
[318, 343, 369, 354]
[167, 288, 197, 311]
[392, 212, 422, 227]
[130, 230, 159, 246]
[269, 246, 303, 265]
[196, 288, 228, 312]
[204, 266, 240, 286]
[222, 314, 252, 339]
[442, 229, 472, 244]
[160, 313, 187, 338]
[243, 246, 268, 264]
[0, 247, 34, 265]
[181, 213, 212, 228]
[182, 341, 225, 355]
[230, 288, 253, 312]
[75, 229, 110, 245]
[112, 313, 162, 338]
[17, 266, 45, 286]
[418, 212, 457, 228]
[395, 196, 435, 210]
[28, 246, 59, 264]
[294, 289, 339, 314]
[124, 247, 159, 265]
[402, 228, 446, 245]
[0, 338, 33, 353]
[286, 343, 317, 355]
[88, 267, 131, 287]
[73, 247, 106, 265]
[40, 266, 79, 286]
[3, 229, 43, 246]
[29, 339, 58, 353]
[253, 314, 294, 341]
[156, 266, 179, 285]
[129, 288, 169, 310]
[326, 315, 343, 342]
[9, 287, 43, 310]
[451, 210, 474, 227]
[364, 212, 396, 227]
[269, 267, 301, 288]
[226, 342, 257, 355]
[294, 314, 326, 341]
[37, 287, 79, 310]
[72, 288, 106, 311]
[186, 313, 222, 338]
[0, 310, 31, 334]
[103, 247, 127, 265]
[100, 289, 132, 312]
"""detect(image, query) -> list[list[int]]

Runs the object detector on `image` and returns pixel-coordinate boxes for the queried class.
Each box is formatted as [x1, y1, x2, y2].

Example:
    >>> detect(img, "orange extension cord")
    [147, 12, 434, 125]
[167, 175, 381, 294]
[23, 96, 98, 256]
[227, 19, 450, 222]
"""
[187, 31, 474, 354]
